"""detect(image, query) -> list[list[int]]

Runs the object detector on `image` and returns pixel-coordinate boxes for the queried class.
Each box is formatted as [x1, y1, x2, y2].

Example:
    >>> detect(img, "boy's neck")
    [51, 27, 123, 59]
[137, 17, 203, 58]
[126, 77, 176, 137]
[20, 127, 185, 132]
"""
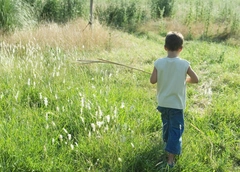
[167, 51, 179, 58]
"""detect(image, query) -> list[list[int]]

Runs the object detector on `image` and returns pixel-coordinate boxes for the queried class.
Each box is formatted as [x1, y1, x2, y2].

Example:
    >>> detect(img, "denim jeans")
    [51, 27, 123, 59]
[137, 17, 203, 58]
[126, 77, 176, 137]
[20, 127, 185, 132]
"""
[157, 106, 184, 155]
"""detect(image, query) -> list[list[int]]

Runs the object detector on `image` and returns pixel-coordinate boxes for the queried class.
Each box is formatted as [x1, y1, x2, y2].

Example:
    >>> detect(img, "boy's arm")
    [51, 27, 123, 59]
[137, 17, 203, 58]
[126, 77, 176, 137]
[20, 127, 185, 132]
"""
[150, 67, 157, 84]
[186, 66, 199, 83]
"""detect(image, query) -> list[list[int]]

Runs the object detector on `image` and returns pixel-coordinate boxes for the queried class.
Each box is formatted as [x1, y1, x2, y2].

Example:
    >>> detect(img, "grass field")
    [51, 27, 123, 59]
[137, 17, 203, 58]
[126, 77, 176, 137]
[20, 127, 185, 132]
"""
[0, 0, 239, 171]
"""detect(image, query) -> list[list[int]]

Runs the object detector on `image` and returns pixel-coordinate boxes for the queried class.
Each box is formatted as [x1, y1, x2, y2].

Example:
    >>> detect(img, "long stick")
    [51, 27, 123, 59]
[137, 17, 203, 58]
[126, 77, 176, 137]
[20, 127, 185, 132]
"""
[77, 59, 151, 74]
[97, 58, 151, 74]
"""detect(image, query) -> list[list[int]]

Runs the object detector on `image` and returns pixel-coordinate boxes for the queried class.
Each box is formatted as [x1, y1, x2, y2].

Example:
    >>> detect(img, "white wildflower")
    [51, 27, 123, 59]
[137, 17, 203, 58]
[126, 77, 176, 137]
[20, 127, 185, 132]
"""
[86, 102, 91, 110]
[79, 92, 83, 97]
[70, 144, 74, 150]
[81, 97, 85, 107]
[44, 97, 48, 107]
[120, 102, 125, 108]
[52, 121, 56, 127]
[96, 121, 104, 128]
[80, 117, 85, 124]
[39, 93, 42, 100]
[131, 142, 135, 148]
[15, 91, 19, 101]
[68, 134, 71, 140]
[98, 106, 103, 118]
[52, 138, 55, 144]
[27, 78, 31, 86]
[118, 158, 122, 162]
[0, 93, 3, 100]
[44, 145, 47, 152]
[88, 131, 91, 138]
[59, 134, 63, 142]
[91, 123, 96, 132]
[63, 128, 68, 134]
[106, 115, 110, 123]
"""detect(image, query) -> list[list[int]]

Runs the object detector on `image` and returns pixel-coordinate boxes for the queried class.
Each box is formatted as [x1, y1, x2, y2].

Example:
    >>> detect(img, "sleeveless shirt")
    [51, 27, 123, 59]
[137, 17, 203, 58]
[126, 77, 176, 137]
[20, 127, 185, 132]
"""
[154, 57, 190, 109]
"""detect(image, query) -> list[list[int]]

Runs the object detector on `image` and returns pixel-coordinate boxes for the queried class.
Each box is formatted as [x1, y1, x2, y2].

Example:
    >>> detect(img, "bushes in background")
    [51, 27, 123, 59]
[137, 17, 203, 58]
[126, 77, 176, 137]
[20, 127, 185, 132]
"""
[0, 0, 36, 31]
[39, 0, 87, 23]
[0, 0, 174, 32]
[0, 0, 87, 31]
[95, 0, 174, 32]
[95, 2, 147, 32]
[151, 0, 174, 18]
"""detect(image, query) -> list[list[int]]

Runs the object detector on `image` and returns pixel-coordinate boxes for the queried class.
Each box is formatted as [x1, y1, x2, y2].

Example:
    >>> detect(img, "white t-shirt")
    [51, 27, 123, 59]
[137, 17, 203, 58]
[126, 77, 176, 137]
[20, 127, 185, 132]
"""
[154, 57, 190, 109]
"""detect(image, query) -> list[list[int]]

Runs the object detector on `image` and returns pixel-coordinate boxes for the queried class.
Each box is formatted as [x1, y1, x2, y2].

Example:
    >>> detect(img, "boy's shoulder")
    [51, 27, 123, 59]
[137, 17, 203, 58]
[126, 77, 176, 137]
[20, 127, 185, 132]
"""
[178, 57, 190, 63]
[155, 57, 189, 63]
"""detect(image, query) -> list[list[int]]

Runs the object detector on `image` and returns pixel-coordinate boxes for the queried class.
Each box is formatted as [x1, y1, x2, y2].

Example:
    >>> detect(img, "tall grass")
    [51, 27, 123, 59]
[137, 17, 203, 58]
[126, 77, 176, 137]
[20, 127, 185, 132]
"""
[1, 19, 124, 51]
[0, 0, 36, 31]
[0, 17, 239, 171]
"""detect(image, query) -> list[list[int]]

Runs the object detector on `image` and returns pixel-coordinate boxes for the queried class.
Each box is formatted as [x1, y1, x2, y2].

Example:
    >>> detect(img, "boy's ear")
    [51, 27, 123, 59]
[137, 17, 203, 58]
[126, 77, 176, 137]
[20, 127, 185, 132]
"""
[164, 46, 168, 51]
[178, 46, 183, 52]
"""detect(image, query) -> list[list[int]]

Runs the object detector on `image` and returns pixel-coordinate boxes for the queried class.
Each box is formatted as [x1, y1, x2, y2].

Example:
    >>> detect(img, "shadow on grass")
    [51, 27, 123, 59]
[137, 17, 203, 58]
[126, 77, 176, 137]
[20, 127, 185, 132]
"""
[123, 140, 175, 172]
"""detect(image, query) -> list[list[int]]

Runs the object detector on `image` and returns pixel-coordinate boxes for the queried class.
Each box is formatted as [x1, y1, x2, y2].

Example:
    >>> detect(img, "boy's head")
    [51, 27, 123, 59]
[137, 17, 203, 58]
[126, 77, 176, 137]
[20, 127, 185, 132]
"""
[164, 31, 184, 51]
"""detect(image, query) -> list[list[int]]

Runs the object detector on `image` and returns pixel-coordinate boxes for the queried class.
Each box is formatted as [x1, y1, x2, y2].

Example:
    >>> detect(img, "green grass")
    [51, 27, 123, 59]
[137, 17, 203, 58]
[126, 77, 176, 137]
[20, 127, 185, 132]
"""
[0, 0, 239, 170]
[0, 26, 239, 171]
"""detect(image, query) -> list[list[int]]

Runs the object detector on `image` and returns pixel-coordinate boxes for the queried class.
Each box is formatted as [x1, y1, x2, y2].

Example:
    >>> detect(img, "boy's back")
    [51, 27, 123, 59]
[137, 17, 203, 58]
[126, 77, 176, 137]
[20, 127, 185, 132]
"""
[154, 57, 189, 109]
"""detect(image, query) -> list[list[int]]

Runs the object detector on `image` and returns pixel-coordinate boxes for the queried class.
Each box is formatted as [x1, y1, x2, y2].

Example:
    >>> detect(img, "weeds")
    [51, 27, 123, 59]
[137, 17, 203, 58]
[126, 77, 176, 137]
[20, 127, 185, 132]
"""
[151, 0, 175, 18]
[95, 1, 147, 32]
[0, 0, 36, 31]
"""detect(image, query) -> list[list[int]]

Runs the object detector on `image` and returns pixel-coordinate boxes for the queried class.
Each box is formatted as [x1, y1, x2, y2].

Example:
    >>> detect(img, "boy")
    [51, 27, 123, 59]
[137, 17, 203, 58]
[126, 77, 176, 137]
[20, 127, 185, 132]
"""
[150, 31, 199, 168]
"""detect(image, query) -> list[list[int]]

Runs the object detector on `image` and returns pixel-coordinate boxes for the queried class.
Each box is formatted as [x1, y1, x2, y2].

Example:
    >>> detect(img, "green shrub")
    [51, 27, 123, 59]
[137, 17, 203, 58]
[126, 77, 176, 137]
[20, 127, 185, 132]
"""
[151, 0, 174, 18]
[0, 0, 36, 31]
[40, 0, 87, 23]
[95, 2, 147, 32]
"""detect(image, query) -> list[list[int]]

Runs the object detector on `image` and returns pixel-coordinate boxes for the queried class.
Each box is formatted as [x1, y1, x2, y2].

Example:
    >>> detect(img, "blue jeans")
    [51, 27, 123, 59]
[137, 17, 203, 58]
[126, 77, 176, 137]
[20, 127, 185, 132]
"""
[157, 106, 184, 155]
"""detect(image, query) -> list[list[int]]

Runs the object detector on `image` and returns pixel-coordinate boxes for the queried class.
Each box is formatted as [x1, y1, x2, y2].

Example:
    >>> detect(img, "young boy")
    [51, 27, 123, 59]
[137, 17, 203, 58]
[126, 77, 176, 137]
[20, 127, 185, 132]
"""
[150, 31, 199, 168]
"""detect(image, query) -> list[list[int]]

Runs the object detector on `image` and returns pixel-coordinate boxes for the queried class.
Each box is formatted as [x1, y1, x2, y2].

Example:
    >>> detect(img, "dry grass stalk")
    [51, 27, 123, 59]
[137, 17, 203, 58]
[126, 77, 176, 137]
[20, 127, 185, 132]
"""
[77, 58, 151, 74]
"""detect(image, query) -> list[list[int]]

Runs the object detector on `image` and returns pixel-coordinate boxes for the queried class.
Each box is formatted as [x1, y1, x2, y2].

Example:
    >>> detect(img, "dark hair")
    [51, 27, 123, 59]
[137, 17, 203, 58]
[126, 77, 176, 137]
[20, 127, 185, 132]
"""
[164, 31, 184, 51]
